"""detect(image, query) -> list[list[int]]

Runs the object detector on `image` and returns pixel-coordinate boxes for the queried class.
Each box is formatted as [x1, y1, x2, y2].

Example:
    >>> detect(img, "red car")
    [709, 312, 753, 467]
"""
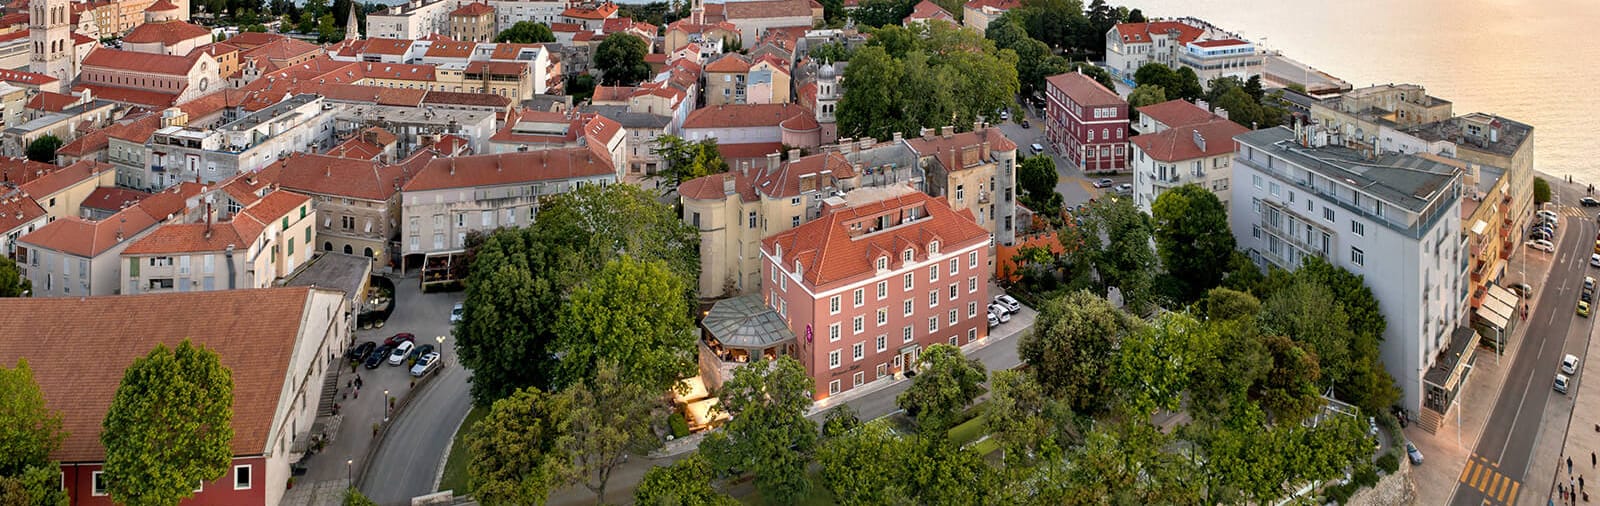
[384, 332, 414, 347]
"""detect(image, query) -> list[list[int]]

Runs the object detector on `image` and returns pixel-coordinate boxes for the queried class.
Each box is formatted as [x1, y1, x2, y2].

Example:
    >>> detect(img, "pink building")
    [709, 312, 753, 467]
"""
[762, 191, 991, 399]
[1045, 71, 1129, 173]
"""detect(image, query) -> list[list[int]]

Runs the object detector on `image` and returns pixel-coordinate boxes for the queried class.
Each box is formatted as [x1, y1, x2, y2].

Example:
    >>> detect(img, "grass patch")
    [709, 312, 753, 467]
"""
[947, 413, 988, 447]
[970, 437, 1000, 457]
[437, 404, 489, 495]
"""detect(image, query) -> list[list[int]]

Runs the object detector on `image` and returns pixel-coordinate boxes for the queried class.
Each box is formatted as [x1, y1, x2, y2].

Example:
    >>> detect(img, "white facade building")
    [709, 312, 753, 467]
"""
[1229, 126, 1468, 417]
[1130, 117, 1247, 213]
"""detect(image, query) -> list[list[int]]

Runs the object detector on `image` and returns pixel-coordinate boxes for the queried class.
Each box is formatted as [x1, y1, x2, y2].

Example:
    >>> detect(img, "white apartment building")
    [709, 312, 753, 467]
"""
[1105, 18, 1260, 88]
[140, 95, 337, 190]
[367, 0, 571, 40]
[1229, 126, 1468, 418]
[1130, 117, 1247, 212]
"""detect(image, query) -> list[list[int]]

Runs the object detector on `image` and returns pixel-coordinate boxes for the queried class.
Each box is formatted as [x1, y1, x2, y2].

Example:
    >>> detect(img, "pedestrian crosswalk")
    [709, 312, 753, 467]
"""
[1557, 206, 1591, 218]
[1460, 455, 1521, 505]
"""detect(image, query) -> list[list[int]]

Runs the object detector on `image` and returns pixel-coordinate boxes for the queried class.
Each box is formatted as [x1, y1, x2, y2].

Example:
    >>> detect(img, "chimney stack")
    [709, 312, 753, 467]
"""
[787, 148, 801, 160]
[941, 126, 953, 138]
[980, 141, 990, 160]
[892, 131, 903, 142]
[766, 152, 781, 172]
[920, 127, 933, 139]
[723, 174, 735, 195]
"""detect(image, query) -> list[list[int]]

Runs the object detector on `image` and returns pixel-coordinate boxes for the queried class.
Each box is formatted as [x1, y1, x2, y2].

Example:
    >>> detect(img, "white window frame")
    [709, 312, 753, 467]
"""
[968, 276, 978, 293]
[929, 264, 939, 282]
[92, 471, 106, 496]
[852, 315, 864, 335]
[876, 334, 887, 352]
[853, 371, 865, 387]
[234, 464, 252, 490]
[853, 288, 864, 307]
[852, 342, 864, 361]
[829, 350, 841, 369]
[968, 251, 978, 268]
[903, 272, 914, 290]
[828, 295, 840, 315]
[928, 316, 938, 332]
[903, 325, 914, 343]
[949, 309, 958, 326]
[829, 323, 841, 342]
[903, 299, 914, 316]
[877, 281, 888, 300]
[829, 379, 841, 395]
[877, 308, 888, 326]
[968, 328, 977, 343]
[928, 290, 938, 307]
[968, 301, 977, 318]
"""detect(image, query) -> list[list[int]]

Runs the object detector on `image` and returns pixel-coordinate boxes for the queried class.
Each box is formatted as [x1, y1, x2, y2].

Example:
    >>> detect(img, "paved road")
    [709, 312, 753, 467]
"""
[1453, 204, 1598, 506]
[994, 107, 1121, 210]
[357, 280, 469, 506]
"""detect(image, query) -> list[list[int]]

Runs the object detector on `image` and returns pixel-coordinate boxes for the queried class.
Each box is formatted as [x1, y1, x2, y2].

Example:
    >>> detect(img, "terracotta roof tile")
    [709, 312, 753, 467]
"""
[0, 194, 45, 233]
[239, 37, 322, 62]
[17, 160, 112, 199]
[905, 0, 954, 23]
[724, 0, 814, 20]
[962, 0, 1019, 11]
[0, 157, 62, 186]
[904, 127, 1018, 170]
[1128, 118, 1248, 162]
[82, 48, 204, 76]
[1136, 99, 1224, 130]
[79, 187, 151, 212]
[683, 103, 813, 130]
[422, 90, 512, 108]
[101, 113, 164, 143]
[1045, 71, 1123, 107]
[359, 62, 435, 81]
[25, 91, 76, 112]
[451, 1, 494, 16]
[561, 3, 618, 19]
[704, 53, 751, 73]
[19, 205, 159, 258]
[423, 40, 475, 58]
[1112, 21, 1203, 45]
[0, 287, 320, 462]
[271, 150, 433, 201]
[403, 148, 614, 192]
[0, 68, 57, 86]
[72, 85, 178, 108]
[223, 31, 290, 49]
[317, 83, 426, 106]
[362, 38, 415, 55]
[763, 191, 988, 289]
[122, 20, 211, 45]
[55, 129, 110, 157]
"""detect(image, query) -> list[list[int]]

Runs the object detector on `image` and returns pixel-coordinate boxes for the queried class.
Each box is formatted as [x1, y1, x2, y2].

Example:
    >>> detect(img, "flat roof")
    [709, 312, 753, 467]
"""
[1237, 126, 1459, 213]
[283, 252, 373, 304]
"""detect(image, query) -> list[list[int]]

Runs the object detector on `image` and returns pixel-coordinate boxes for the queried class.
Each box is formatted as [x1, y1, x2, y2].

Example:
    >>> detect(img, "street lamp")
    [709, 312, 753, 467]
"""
[436, 335, 447, 362]
[384, 389, 391, 422]
[346, 459, 353, 489]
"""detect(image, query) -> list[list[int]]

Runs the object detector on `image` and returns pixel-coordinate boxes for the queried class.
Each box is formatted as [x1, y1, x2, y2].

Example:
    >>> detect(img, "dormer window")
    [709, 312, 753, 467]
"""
[794, 260, 803, 277]
[876, 256, 888, 271]
[928, 241, 940, 255]
[902, 249, 914, 263]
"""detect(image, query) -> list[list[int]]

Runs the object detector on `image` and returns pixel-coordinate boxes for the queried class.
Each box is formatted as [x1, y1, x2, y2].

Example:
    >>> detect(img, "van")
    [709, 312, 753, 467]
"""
[1030, 143, 1045, 154]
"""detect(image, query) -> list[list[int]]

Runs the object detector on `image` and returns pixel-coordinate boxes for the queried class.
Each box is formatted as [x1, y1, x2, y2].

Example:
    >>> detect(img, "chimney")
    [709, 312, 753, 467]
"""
[859, 137, 874, 149]
[940, 126, 953, 138]
[892, 131, 903, 142]
[766, 152, 781, 171]
[1192, 130, 1206, 152]
[973, 120, 983, 132]
[920, 127, 934, 139]
[723, 174, 735, 195]
[787, 148, 801, 160]
[980, 141, 990, 160]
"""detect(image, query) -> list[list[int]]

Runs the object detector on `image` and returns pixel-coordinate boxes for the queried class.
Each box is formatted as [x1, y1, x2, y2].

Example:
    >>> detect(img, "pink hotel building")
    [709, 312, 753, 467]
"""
[761, 191, 991, 399]
[1045, 71, 1129, 173]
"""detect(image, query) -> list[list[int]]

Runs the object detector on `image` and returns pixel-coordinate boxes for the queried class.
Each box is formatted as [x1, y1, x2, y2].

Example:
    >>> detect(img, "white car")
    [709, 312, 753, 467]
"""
[1526, 239, 1555, 252]
[411, 351, 440, 377]
[387, 341, 415, 366]
[1592, 254, 1600, 268]
[987, 311, 999, 328]
[450, 302, 464, 323]
[1114, 183, 1134, 194]
[993, 294, 1022, 313]
[1556, 373, 1571, 394]
[1538, 209, 1559, 221]
[1564, 354, 1581, 375]
[988, 304, 1012, 323]
[1030, 143, 1045, 154]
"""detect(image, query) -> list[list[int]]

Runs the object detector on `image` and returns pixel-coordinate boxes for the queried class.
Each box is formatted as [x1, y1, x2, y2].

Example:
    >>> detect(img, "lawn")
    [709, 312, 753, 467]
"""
[437, 404, 488, 495]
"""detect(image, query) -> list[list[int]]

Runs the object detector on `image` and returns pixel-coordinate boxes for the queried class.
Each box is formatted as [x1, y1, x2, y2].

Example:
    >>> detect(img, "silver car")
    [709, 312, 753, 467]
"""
[410, 351, 440, 377]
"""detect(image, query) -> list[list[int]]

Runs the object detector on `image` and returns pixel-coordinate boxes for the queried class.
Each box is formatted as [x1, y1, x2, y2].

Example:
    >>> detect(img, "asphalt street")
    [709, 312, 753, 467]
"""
[995, 106, 1124, 210]
[1453, 201, 1598, 506]
[356, 281, 469, 506]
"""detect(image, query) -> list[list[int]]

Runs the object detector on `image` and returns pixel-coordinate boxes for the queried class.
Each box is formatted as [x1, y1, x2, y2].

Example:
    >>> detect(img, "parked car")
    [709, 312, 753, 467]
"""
[412, 344, 435, 361]
[1368, 416, 1379, 437]
[388, 341, 415, 366]
[1020, 119, 1031, 129]
[993, 294, 1022, 313]
[411, 352, 440, 377]
[1526, 239, 1555, 252]
[384, 332, 415, 347]
[365, 345, 391, 369]
[1579, 301, 1591, 318]
[1592, 254, 1600, 268]
[1582, 197, 1600, 207]
[989, 304, 1012, 323]
[1538, 209, 1560, 220]
[347, 341, 376, 362]
[450, 303, 464, 323]
[1529, 232, 1551, 242]
[1031, 143, 1045, 154]
[1114, 183, 1134, 194]
[1405, 441, 1424, 465]
[999, 110, 1010, 121]
[1586, 277, 1595, 292]
[1509, 282, 1534, 299]
[987, 311, 999, 328]
[1556, 373, 1572, 394]
[1094, 178, 1114, 188]
[1564, 354, 1581, 375]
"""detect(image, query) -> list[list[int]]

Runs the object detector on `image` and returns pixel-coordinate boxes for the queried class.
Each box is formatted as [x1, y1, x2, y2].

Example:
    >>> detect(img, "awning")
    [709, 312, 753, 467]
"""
[1477, 296, 1512, 331]
[674, 376, 709, 404]
[1485, 284, 1518, 309]
[1471, 219, 1488, 235]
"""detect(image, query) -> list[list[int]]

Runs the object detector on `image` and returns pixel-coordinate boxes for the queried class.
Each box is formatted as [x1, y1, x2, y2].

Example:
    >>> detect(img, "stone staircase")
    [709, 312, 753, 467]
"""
[316, 368, 342, 418]
[1416, 408, 1442, 435]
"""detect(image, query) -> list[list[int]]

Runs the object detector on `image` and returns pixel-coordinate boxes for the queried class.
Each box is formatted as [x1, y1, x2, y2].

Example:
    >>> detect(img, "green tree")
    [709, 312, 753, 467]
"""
[701, 357, 817, 504]
[1199, 286, 1261, 323]
[1069, 61, 1116, 91]
[1260, 280, 1350, 388]
[817, 422, 913, 505]
[1172, 66, 1204, 102]
[0, 359, 63, 476]
[1151, 184, 1237, 300]
[495, 21, 556, 43]
[1112, 312, 1211, 418]
[595, 33, 651, 85]
[1018, 154, 1060, 213]
[1254, 334, 1324, 422]
[1079, 196, 1159, 310]
[839, 24, 1019, 141]
[836, 46, 909, 141]
[634, 453, 738, 506]
[1534, 176, 1551, 205]
[1133, 63, 1177, 94]
[1019, 290, 1141, 412]
[101, 340, 234, 506]
[817, 0, 845, 26]
[851, 0, 914, 27]
[808, 41, 852, 63]
[555, 256, 695, 391]
[819, 405, 862, 441]
[466, 387, 574, 506]
[342, 488, 379, 506]
[984, 369, 1072, 467]
[1126, 84, 1167, 117]
[24, 135, 61, 164]
[1125, 8, 1145, 22]
[653, 135, 730, 187]
[1212, 86, 1262, 129]
[907, 436, 999, 503]
[457, 184, 697, 404]
[0, 465, 68, 506]
[564, 363, 666, 504]
[897, 344, 987, 434]
[316, 13, 342, 43]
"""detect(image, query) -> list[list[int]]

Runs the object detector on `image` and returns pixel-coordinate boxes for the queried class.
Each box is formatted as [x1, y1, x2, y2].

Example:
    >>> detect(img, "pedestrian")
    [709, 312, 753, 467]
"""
[1592, 451, 1596, 467]
[1564, 483, 1569, 502]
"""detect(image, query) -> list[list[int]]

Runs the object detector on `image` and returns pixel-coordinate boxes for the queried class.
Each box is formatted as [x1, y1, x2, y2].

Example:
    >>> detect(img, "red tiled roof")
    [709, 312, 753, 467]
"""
[101, 113, 164, 143]
[550, 22, 582, 33]
[451, 1, 494, 16]
[424, 40, 475, 58]
[561, 3, 618, 20]
[362, 38, 415, 55]
[487, 43, 545, 61]
[55, 129, 110, 157]
[1191, 38, 1247, 48]
[326, 138, 383, 160]
[753, 151, 855, 197]
[962, 0, 1019, 11]
[0, 30, 28, 43]
[81, 48, 202, 76]
[1045, 71, 1124, 107]
[120, 221, 247, 255]
[73, 85, 178, 108]
[705, 53, 751, 73]
[683, 103, 814, 130]
[239, 37, 322, 62]
[145, 0, 179, 12]
[359, 62, 435, 81]
[270, 150, 433, 201]
[904, 0, 953, 22]
[422, 90, 511, 108]
[122, 20, 211, 45]
[403, 148, 614, 192]
[0, 194, 45, 234]
[317, 83, 427, 106]
[0, 68, 58, 86]
[679, 169, 756, 202]
[0, 158, 64, 187]
[780, 111, 819, 132]
[70, 32, 94, 45]
[724, 0, 814, 20]
[17, 161, 112, 200]
[764, 191, 988, 289]
[79, 187, 151, 212]
[1128, 118, 1248, 162]
[1112, 21, 1203, 45]
[714, 141, 784, 161]
[904, 127, 1019, 170]
[432, 134, 471, 156]
[223, 31, 290, 49]
[465, 60, 527, 76]
[19, 205, 159, 258]
[25, 91, 76, 112]
[1136, 99, 1223, 130]
[178, 90, 230, 119]
[0, 287, 323, 462]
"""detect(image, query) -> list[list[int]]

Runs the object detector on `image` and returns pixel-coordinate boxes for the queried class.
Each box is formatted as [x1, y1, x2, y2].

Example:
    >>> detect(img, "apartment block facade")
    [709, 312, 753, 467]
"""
[1229, 126, 1467, 418]
[1130, 116, 1247, 213]
[1045, 72, 1128, 173]
[762, 191, 991, 399]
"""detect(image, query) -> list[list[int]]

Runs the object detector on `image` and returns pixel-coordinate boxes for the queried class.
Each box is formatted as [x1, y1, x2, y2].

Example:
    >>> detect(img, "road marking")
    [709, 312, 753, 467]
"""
[1505, 480, 1519, 505]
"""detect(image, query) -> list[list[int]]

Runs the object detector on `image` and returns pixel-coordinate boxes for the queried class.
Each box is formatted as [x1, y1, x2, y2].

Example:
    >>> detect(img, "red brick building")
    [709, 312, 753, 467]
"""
[761, 191, 991, 399]
[1045, 71, 1129, 173]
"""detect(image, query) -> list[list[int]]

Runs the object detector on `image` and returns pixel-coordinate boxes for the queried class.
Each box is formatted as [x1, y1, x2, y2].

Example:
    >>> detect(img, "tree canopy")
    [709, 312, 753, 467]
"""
[564, 363, 666, 504]
[1151, 184, 1237, 301]
[838, 23, 1019, 140]
[496, 21, 556, 43]
[456, 184, 698, 404]
[0, 359, 63, 476]
[467, 387, 574, 506]
[100, 340, 234, 506]
[653, 135, 730, 187]
[701, 357, 817, 504]
[897, 343, 988, 434]
[1018, 155, 1061, 215]
[555, 256, 696, 392]
[1074, 195, 1158, 310]
[595, 33, 651, 85]
[1133, 63, 1201, 102]
[634, 453, 738, 506]
[25, 136, 61, 164]
[1019, 290, 1141, 413]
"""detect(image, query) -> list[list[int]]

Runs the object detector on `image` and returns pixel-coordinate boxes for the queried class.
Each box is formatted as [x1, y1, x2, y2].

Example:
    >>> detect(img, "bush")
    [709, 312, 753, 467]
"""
[1534, 177, 1551, 205]
[1376, 451, 1400, 474]
[1352, 463, 1379, 488]
[668, 412, 690, 438]
[1324, 482, 1357, 504]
